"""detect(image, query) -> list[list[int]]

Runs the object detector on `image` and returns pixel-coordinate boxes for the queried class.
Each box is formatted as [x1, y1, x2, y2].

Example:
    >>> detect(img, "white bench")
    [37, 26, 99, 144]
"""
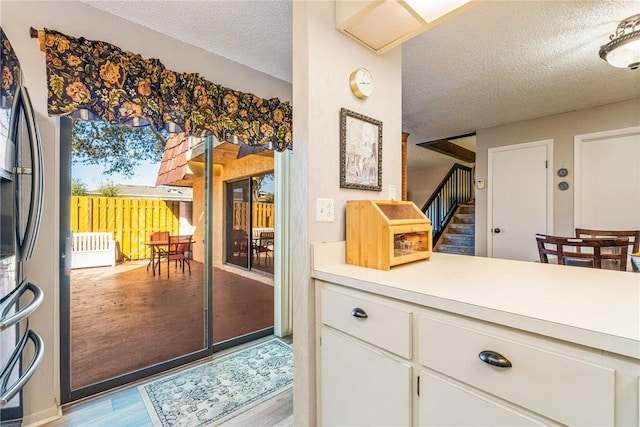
[71, 232, 116, 269]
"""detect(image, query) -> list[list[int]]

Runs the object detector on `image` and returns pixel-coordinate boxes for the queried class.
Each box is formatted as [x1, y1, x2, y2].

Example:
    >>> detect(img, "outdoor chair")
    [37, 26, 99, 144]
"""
[254, 231, 274, 266]
[147, 231, 169, 274]
[231, 228, 249, 259]
[163, 235, 193, 277]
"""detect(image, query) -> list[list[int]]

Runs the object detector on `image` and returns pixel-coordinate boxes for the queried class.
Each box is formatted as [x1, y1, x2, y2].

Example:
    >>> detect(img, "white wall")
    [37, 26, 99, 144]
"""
[291, 2, 402, 424]
[1, 1, 291, 423]
[475, 98, 640, 257]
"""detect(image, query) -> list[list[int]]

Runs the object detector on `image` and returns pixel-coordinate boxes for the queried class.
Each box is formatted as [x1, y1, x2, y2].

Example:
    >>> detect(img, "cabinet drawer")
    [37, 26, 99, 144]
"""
[419, 315, 614, 426]
[321, 286, 412, 358]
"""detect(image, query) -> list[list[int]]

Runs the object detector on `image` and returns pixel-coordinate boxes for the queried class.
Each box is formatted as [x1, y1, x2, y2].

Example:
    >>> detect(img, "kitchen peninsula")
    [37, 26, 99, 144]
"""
[311, 242, 640, 426]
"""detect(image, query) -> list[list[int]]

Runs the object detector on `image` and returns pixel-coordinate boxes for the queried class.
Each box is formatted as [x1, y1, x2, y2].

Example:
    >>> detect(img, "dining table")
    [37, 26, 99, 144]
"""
[144, 239, 170, 276]
[145, 236, 196, 276]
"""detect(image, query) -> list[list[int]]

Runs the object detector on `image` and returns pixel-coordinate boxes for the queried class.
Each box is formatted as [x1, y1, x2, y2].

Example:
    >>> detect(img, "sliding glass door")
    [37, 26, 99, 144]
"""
[60, 119, 212, 402]
[225, 172, 275, 274]
[214, 171, 274, 345]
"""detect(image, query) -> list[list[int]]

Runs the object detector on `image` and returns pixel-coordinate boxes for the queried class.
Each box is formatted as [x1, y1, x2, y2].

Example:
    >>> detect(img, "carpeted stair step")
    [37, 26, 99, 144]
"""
[456, 205, 475, 215]
[440, 233, 474, 246]
[436, 244, 474, 255]
[452, 213, 475, 224]
[447, 223, 475, 235]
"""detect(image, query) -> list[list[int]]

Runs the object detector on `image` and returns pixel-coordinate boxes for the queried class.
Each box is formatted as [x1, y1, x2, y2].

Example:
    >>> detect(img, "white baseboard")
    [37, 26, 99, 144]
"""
[22, 404, 62, 427]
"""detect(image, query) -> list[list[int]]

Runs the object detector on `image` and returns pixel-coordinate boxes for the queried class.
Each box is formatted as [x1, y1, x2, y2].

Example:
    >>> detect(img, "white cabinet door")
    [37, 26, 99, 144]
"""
[320, 327, 412, 426]
[418, 371, 548, 426]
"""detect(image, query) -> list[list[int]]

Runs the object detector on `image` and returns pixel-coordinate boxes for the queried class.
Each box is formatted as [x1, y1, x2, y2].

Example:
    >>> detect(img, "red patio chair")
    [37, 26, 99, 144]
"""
[165, 235, 192, 277]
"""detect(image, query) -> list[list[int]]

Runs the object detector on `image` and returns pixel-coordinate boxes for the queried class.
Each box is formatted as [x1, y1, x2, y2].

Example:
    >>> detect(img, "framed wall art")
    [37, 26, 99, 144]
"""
[340, 107, 382, 191]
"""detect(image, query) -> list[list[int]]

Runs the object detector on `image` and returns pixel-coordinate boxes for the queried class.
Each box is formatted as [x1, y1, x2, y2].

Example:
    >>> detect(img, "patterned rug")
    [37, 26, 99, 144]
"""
[138, 339, 293, 427]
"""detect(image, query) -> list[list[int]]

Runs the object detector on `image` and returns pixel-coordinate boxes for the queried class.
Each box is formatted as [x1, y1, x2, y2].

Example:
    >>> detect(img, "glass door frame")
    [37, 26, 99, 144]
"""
[224, 171, 275, 273]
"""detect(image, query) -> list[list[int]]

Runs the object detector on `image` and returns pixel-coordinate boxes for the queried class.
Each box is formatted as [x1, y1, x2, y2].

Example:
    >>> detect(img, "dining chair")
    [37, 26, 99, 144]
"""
[231, 228, 249, 259]
[575, 228, 640, 272]
[535, 234, 630, 271]
[165, 235, 193, 277]
[254, 231, 274, 266]
[147, 231, 170, 274]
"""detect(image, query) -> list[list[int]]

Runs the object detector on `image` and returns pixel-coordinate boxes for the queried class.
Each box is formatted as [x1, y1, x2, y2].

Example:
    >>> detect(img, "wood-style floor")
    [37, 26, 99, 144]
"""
[70, 261, 274, 389]
[45, 336, 293, 427]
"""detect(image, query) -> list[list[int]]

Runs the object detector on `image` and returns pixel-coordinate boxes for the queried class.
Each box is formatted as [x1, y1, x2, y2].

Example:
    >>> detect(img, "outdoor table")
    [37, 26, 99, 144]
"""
[144, 240, 169, 276]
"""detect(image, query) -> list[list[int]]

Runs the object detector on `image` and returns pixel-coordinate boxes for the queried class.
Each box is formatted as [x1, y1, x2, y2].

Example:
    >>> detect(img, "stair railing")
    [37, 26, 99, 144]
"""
[421, 163, 473, 244]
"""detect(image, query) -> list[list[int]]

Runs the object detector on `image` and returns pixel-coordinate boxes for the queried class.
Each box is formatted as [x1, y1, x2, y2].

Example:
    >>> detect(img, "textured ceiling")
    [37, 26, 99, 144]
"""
[402, 0, 640, 144]
[83, 0, 293, 82]
[83, 1, 640, 170]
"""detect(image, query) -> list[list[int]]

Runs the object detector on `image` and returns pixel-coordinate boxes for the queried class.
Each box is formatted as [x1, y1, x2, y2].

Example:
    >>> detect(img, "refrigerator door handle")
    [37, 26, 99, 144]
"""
[0, 282, 43, 331]
[0, 330, 44, 407]
[13, 86, 44, 262]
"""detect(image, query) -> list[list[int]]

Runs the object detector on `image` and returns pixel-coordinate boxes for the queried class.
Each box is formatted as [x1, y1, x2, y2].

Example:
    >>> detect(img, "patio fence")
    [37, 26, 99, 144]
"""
[71, 196, 181, 261]
[232, 202, 275, 230]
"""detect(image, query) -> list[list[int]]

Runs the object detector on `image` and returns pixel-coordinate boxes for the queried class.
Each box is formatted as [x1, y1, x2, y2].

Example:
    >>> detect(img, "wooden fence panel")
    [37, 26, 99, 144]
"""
[71, 196, 182, 261]
[253, 203, 274, 228]
[232, 202, 274, 230]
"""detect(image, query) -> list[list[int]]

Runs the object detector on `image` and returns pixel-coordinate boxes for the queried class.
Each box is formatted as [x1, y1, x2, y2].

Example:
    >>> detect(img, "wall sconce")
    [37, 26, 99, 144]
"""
[336, 0, 477, 55]
[599, 14, 640, 70]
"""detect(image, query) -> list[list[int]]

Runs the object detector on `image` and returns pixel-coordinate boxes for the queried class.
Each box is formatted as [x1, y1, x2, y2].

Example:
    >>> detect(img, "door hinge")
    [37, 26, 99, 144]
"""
[417, 375, 420, 397]
[545, 160, 548, 168]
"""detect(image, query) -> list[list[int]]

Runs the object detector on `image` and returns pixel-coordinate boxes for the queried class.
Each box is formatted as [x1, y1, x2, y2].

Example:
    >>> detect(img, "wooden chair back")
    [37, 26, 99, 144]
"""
[169, 235, 193, 255]
[536, 234, 629, 270]
[150, 231, 169, 242]
[576, 228, 640, 272]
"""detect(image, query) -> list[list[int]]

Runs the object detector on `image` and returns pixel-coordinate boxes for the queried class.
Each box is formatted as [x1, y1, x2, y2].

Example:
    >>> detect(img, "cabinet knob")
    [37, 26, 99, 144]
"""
[478, 350, 512, 368]
[493, 228, 501, 234]
[351, 307, 368, 319]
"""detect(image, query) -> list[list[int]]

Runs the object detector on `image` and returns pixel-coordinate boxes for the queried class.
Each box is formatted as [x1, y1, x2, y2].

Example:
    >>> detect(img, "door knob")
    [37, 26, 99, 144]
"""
[493, 228, 501, 234]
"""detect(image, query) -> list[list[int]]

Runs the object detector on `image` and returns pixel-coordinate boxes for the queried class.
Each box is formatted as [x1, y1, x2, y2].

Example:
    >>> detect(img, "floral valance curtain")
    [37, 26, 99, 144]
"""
[1, 26, 20, 109]
[42, 29, 292, 151]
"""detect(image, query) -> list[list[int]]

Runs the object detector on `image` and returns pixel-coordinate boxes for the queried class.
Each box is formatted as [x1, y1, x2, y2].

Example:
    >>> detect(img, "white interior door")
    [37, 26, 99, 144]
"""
[488, 140, 553, 261]
[574, 127, 640, 230]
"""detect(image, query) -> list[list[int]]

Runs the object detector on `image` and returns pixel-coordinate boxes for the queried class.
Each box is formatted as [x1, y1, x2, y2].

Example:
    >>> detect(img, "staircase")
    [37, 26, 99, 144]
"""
[434, 204, 475, 255]
[421, 163, 474, 252]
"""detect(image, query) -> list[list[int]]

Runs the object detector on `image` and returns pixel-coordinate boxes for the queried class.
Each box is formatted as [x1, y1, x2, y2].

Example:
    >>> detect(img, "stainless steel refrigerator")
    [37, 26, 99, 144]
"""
[0, 26, 44, 424]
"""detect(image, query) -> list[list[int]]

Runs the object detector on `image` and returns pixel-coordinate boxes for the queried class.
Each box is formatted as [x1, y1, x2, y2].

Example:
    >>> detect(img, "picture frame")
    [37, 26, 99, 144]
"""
[340, 108, 383, 191]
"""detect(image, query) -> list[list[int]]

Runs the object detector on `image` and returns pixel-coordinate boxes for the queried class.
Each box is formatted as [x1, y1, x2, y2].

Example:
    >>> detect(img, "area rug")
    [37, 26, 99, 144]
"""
[138, 339, 293, 427]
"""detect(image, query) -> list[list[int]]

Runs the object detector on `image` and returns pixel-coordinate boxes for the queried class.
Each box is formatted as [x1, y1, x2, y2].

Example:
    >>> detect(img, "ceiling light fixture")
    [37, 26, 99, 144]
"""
[336, 0, 477, 55]
[599, 14, 640, 70]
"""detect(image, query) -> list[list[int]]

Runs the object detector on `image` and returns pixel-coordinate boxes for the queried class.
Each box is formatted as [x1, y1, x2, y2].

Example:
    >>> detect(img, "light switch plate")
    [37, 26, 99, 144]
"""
[316, 198, 335, 222]
[388, 185, 397, 200]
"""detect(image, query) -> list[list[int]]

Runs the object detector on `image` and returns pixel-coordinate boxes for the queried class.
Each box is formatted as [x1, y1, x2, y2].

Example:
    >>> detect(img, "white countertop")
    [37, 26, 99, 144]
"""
[311, 242, 640, 359]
